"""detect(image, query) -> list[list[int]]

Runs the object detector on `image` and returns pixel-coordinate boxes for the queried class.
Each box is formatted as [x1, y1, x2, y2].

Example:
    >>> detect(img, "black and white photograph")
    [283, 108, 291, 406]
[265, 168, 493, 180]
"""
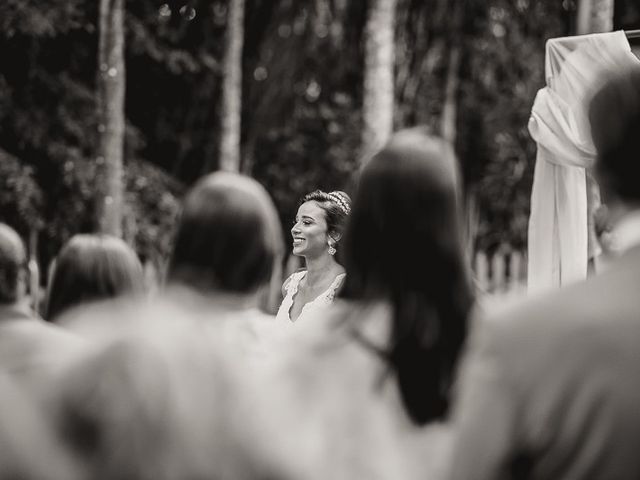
[0, 0, 640, 478]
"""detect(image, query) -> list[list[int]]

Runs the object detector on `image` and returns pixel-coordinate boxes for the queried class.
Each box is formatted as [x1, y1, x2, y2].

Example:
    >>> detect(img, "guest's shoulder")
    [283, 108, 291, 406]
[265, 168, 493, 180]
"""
[479, 280, 587, 332]
[469, 278, 618, 375]
[0, 312, 84, 348]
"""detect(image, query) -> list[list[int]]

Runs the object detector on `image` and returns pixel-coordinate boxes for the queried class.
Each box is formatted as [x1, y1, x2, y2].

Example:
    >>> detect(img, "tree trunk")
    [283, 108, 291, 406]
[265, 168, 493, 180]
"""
[218, 0, 245, 173]
[97, 0, 125, 237]
[362, 0, 397, 161]
[576, 0, 614, 34]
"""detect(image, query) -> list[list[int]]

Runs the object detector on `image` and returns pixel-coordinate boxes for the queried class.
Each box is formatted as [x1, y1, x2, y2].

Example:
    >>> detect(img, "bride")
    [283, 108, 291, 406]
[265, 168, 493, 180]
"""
[275, 190, 351, 323]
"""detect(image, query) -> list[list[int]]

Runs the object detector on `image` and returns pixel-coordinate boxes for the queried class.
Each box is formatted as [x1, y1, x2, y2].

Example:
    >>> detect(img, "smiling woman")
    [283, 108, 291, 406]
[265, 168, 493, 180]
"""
[275, 190, 351, 323]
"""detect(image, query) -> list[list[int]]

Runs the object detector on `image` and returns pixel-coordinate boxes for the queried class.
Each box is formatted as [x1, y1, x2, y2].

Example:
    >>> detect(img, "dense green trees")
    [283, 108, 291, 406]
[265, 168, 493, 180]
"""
[457, 0, 571, 250]
[1, 0, 636, 275]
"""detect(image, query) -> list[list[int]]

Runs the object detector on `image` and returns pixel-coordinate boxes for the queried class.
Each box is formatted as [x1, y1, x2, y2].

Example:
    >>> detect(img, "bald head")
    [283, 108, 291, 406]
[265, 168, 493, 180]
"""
[168, 171, 284, 294]
[0, 224, 26, 304]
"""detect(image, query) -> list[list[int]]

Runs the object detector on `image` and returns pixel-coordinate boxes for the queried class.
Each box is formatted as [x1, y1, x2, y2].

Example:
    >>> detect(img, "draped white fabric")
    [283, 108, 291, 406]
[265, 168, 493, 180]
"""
[527, 31, 640, 294]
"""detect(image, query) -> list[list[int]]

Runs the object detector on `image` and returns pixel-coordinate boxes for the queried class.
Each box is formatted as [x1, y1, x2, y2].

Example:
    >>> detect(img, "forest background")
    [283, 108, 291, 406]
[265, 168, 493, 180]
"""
[1, 0, 639, 283]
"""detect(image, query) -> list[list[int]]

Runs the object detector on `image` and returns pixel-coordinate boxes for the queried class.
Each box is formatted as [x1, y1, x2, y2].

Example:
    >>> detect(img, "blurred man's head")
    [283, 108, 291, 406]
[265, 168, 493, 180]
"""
[0, 224, 26, 305]
[168, 172, 284, 296]
[589, 67, 640, 210]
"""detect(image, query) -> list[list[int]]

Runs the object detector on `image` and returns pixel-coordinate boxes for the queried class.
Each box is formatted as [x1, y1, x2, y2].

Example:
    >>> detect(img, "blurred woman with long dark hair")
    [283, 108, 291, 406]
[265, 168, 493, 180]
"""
[247, 128, 475, 479]
[338, 128, 474, 425]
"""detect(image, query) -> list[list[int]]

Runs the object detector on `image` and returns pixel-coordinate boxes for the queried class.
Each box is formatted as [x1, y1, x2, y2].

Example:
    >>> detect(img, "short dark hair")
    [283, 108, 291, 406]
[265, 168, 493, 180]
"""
[168, 172, 284, 294]
[299, 189, 351, 241]
[45, 234, 144, 321]
[0, 223, 26, 304]
[339, 128, 473, 425]
[590, 67, 640, 204]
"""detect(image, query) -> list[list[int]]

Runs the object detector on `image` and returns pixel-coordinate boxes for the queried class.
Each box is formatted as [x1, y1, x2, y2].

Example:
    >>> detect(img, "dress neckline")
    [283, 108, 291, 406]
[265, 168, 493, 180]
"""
[286, 271, 345, 322]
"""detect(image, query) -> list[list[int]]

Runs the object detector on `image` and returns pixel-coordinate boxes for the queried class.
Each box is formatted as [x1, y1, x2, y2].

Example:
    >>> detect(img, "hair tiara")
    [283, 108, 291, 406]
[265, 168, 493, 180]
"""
[327, 191, 351, 216]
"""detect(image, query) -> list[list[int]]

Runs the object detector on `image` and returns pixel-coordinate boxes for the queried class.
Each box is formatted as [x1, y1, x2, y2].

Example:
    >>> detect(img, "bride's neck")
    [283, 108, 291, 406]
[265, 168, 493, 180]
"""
[304, 254, 342, 287]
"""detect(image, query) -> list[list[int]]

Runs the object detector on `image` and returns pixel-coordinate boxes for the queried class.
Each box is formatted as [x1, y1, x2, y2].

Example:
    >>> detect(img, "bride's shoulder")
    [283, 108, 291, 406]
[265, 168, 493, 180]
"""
[281, 270, 306, 295]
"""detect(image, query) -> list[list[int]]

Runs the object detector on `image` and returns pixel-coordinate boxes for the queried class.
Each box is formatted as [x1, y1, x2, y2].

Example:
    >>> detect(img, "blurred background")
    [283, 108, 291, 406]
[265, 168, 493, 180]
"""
[0, 0, 639, 299]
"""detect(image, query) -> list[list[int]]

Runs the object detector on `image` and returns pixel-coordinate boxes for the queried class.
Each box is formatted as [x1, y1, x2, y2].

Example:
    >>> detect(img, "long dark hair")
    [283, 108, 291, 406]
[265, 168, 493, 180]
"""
[45, 234, 144, 321]
[339, 128, 474, 425]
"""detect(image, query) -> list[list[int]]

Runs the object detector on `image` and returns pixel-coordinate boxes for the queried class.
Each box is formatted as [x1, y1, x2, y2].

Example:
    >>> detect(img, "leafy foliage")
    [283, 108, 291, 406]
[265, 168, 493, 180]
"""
[0, 0, 182, 268]
[0, 0, 84, 38]
[0, 149, 42, 236]
[244, 0, 366, 235]
[1, 0, 621, 270]
[456, 0, 572, 251]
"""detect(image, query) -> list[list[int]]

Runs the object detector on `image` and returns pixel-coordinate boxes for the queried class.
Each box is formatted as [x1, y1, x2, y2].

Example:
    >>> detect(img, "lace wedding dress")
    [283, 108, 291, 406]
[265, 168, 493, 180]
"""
[275, 271, 345, 323]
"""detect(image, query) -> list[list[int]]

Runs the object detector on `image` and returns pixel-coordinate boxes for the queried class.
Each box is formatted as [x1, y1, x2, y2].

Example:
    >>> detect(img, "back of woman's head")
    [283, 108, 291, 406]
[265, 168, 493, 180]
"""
[340, 128, 473, 425]
[168, 172, 284, 294]
[46, 235, 144, 321]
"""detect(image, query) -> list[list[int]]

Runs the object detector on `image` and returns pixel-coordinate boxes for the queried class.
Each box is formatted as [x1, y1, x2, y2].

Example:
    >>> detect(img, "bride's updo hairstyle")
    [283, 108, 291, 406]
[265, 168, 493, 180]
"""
[339, 128, 474, 425]
[168, 172, 283, 294]
[299, 190, 351, 256]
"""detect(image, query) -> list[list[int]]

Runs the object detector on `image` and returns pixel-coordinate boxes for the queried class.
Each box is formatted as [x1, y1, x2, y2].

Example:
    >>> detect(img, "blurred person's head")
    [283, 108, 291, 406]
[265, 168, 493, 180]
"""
[339, 128, 474, 425]
[168, 172, 284, 297]
[0, 223, 26, 305]
[589, 66, 640, 216]
[45, 234, 144, 321]
[291, 190, 351, 262]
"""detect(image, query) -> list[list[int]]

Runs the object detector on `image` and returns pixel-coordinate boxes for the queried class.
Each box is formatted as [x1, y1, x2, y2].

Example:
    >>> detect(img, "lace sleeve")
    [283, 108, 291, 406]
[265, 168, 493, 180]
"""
[281, 271, 304, 298]
[281, 275, 294, 299]
[325, 274, 346, 303]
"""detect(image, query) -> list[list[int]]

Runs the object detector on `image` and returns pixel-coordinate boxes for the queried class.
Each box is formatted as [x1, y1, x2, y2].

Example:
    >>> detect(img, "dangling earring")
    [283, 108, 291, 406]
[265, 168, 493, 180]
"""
[328, 242, 336, 256]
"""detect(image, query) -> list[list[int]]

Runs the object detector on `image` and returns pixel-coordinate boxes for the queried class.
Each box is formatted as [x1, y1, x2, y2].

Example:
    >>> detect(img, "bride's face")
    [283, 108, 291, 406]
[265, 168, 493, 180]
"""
[291, 201, 330, 258]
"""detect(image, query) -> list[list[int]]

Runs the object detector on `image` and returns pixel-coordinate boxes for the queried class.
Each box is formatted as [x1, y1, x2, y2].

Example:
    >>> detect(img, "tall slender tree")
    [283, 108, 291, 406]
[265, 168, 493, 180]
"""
[219, 0, 245, 173]
[362, 0, 397, 159]
[440, 0, 464, 145]
[97, 0, 126, 237]
[576, 0, 614, 33]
